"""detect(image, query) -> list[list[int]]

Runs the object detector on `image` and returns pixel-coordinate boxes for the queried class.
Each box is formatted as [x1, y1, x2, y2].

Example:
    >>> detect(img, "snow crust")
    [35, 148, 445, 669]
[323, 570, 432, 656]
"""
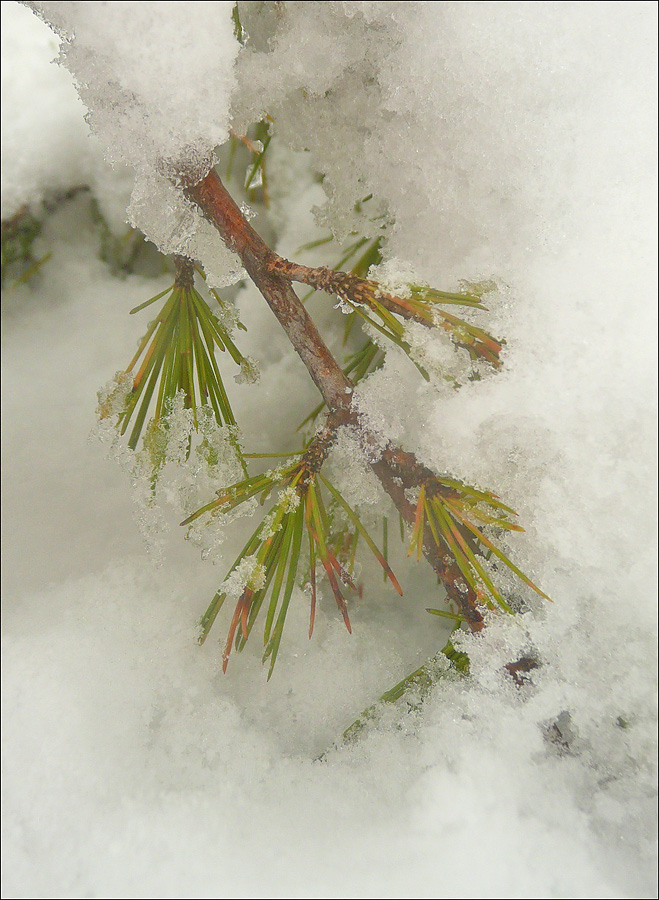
[0, 2, 107, 220]
[2, 2, 657, 898]
[24, 0, 244, 285]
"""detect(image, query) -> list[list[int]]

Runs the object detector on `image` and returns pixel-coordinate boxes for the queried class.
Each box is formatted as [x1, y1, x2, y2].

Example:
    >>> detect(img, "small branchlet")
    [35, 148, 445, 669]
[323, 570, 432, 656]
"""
[100, 258, 253, 457]
[182, 434, 401, 678]
[408, 477, 549, 613]
[340, 622, 470, 746]
[297, 234, 385, 430]
[272, 258, 503, 377]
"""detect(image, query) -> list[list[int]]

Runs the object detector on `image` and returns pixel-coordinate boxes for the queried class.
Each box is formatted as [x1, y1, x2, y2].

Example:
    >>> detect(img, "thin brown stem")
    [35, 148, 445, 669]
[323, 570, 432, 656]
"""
[299, 412, 348, 482]
[272, 258, 432, 327]
[370, 454, 484, 629]
[187, 171, 353, 413]
[174, 255, 195, 289]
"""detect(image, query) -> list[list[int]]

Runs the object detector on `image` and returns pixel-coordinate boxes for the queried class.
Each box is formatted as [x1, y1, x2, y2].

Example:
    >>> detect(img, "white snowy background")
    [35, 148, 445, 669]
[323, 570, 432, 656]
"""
[2, 2, 657, 898]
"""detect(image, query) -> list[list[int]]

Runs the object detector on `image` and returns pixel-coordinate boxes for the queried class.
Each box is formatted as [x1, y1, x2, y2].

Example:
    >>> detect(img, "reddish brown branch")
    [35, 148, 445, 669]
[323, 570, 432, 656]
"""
[186, 169, 484, 629]
[272, 258, 432, 327]
[300, 413, 346, 477]
[505, 656, 539, 687]
[187, 171, 352, 413]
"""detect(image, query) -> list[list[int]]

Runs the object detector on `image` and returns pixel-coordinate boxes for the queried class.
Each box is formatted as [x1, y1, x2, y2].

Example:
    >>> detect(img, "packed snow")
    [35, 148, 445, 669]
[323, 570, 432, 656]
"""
[2, 2, 657, 898]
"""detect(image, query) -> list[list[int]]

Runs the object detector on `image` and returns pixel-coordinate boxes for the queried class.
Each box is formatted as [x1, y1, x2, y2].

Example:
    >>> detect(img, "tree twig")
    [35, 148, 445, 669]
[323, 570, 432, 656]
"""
[271, 259, 431, 327]
[187, 171, 352, 413]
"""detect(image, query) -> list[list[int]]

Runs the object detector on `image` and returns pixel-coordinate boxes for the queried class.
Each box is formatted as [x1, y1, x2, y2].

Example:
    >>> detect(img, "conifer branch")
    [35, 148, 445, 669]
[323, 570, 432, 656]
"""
[187, 169, 488, 627]
[271, 259, 503, 369]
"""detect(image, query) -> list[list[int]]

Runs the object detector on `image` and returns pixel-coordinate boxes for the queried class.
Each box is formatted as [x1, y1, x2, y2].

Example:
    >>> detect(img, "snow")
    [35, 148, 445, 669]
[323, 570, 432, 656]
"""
[2, 2, 657, 898]
[25, 0, 244, 284]
[0, 1, 108, 221]
[26, 0, 238, 174]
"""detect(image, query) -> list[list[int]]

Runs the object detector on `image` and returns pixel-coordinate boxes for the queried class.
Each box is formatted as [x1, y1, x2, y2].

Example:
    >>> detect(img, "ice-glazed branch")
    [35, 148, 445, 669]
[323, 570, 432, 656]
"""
[187, 168, 487, 628]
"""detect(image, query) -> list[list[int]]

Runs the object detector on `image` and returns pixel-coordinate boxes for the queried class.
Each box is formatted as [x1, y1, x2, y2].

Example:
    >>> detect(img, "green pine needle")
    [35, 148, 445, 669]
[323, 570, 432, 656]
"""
[106, 281, 252, 454]
[341, 624, 470, 745]
[184, 457, 402, 676]
[407, 479, 549, 613]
